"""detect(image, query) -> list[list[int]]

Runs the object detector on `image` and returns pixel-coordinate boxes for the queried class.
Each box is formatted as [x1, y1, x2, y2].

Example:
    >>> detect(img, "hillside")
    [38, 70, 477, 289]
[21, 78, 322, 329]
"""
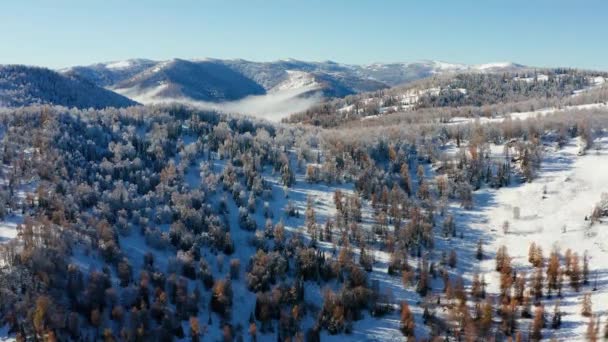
[63, 59, 157, 87]
[111, 59, 266, 103]
[1, 59, 608, 342]
[0, 65, 138, 109]
[1, 98, 608, 341]
[286, 68, 608, 127]
[63, 59, 527, 120]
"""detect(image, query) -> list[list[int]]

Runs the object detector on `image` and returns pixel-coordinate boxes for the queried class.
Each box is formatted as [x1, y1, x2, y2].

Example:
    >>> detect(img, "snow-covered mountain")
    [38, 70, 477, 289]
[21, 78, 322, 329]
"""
[356, 60, 526, 86]
[110, 59, 267, 103]
[0, 59, 529, 115]
[0, 65, 138, 109]
[64, 58, 528, 106]
[62, 58, 157, 88]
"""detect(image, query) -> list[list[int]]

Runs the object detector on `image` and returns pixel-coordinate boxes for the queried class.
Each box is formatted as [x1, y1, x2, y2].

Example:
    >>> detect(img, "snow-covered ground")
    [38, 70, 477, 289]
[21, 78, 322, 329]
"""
[268, 70, 321, 94]
[0, 154, 38, 246]
[473, 62, 517, 71]
[3, 110, 607, 340]
[113, 83, 170, 103]
[451, 135, 608, 340]
[264, 168, 431, 341]
[0, 325, 13, 342]
[449, 102, 608, 126]
[0, 215, 23, 243]
[105, 60, 135, 70]
[573, 76, 606, 96]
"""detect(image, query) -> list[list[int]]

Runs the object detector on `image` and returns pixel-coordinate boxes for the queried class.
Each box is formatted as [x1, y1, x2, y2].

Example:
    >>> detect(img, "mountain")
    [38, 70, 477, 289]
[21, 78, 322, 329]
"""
[109, 59, 267, 103]
[220, 59, 389, 95]
[62, 58, 157, 87]
[355, 60, 527, 86]
[0, 65, 138, 109]
[286, 67, 607, 127]
[64, 58, 391, 104]
[64, 58, 526, 109]
[0, 59, 529, 121]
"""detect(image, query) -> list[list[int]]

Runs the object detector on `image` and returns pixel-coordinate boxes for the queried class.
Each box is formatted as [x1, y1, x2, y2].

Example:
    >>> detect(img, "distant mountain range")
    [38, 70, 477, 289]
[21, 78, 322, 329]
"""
[62, 58, 528, 105]
[0, 58, 529, 112]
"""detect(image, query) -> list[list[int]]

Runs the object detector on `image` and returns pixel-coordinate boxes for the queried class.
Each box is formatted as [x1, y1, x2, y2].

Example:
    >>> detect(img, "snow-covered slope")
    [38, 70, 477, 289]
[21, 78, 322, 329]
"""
[268, 70, 322, 94]
[356, 60, 527, 86]
[0, 65, 138, 109]
[472, 62, 523, 71]
[450, 135, 608, 340]
[62, 59, 157, 87]
[66, 58, 528, 105]
[112, 59, 267, 103]
[448, 102, 608, 126]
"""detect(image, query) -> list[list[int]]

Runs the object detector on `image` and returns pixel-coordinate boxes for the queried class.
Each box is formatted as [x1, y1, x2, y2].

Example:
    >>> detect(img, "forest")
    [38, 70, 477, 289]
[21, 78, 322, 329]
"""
[0, 67, 608, 341]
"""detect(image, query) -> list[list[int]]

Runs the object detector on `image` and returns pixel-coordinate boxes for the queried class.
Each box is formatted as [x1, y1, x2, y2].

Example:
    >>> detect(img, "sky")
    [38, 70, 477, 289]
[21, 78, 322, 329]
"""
[1, 0, 607, 70]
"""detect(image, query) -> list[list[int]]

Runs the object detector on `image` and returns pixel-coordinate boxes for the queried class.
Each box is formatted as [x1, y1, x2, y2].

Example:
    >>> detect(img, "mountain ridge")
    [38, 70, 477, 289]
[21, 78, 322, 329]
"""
[0, 58, 537, 114]
[62, 58, 530, 106]
[0, 64, 138, 109]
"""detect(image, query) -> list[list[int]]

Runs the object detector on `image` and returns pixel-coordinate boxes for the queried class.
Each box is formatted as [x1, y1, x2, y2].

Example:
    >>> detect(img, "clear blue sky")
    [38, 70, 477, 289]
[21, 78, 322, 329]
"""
[1, 0, 607, 70]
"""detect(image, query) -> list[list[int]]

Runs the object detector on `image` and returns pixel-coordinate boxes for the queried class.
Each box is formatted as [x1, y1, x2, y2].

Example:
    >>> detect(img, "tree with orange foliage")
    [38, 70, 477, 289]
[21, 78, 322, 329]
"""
[530, 305, 544, 341]
[571, 252, 582, 291]
[582, 293, 593, 317]
[32, 296, 51, 334]
[399, 301, 415, 338]
[587, 316, 598, 342]
[249, 322, 257, 342]
[190, 316, 201, 342]
[546, 250, 560, 297]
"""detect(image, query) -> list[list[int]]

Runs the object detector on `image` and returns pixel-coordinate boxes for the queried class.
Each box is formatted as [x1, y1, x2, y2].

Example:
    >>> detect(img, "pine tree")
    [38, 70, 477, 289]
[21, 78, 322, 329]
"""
[514, 272, 526, 303]
[528, 242, 543, 268]
[587, 316, 598, 342]
[471, 273, 484, 300]
[499, 268, 514, 301]
[551, 301, 562, 329]
[546, 250, 560, 297]
[582, 293, 593, 317]
[521, 291, 532, 318]
[500, 299, 517, 336]
[323, 219, 333, 242]
[496, 245, 511, 272]
[359, 246, 373, 272]
[249, 322, 257, 342]
[33, 296, 51, 334]
[583, 250, 590, 285]
[565, 248, 573, 275]
[557, 268, 564, 297]
[416, 164, 425, 185]
[478, 298, 493, 336]
[399, 302, 415, 337]
[531, 305, 544, 341]
[571, 252, 582, 291]
[416, 257, 429, 296]
[400, 164, 412, 196]
[476, 239, 483, 260]
[189, 316, 201, 342]
[305, 195, 317, 238]
[528, 242, 537, 265]
[448, 249, 457, 269]
[532, 267, 544, 301]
